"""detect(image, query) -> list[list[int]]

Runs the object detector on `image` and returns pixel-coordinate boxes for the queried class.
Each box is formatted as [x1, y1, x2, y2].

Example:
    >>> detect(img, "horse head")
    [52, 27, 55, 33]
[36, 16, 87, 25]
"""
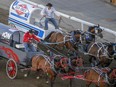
[111, 43, 116, 60]
[108, 68, 116, 85]
[70, 56, 83, 68]
[110, 68, 116, 79]
[87, 42, 113, 67]
[104, 42, 116, 60]
[70, 30, 82, 43]
[60, 57, 69, 73]
[69, 30, 82, 51]
[88, 24, 103, 38]
[53, 55, 62, 69]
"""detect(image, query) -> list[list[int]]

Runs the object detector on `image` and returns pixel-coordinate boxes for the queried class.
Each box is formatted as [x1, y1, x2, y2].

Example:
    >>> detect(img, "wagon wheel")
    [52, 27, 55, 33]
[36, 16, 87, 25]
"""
[6, 59, 18, 79]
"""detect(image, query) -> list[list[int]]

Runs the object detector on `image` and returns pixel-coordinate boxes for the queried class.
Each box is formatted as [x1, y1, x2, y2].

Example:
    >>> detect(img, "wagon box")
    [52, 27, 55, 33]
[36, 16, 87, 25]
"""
[0, 23, 42, 64]
[0, 23, 23, 46]
[0, 23, 26, 61]
[0, 23, 45, 79]
[0, 23, 25, 78]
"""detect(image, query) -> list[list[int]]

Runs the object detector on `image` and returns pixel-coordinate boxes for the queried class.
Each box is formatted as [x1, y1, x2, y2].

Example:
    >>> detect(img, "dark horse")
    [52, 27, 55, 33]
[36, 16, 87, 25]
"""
[69, 56, 84, 70]
[81, 24, 103, 45]
[78, 25, 108, 67]
[84, 67, 116, 87]
[78, 25, 103, 53]
[87, 42, 115, 67]
[48, 30, 82, 55]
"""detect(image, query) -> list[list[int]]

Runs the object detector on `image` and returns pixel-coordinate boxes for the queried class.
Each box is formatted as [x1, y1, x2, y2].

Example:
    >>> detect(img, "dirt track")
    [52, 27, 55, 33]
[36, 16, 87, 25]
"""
[0, 8, 8, 24]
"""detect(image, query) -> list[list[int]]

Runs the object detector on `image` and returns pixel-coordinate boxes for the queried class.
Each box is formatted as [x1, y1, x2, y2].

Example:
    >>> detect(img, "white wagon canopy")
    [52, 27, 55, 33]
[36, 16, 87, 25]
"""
[8, 0, 61, 40]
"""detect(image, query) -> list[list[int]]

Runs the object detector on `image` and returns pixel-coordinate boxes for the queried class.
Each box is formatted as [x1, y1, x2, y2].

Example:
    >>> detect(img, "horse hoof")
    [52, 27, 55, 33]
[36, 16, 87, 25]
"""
[46, 81, 49, 84]
[36, 76, 40, 79]
[24, 74, 28, 77]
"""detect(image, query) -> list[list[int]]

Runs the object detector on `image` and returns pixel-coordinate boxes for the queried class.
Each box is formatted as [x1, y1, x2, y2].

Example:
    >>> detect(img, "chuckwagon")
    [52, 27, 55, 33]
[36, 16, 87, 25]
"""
[0, 23, 71, 80]
[8, 0, 62, 40]
[0, 23, 45, 79]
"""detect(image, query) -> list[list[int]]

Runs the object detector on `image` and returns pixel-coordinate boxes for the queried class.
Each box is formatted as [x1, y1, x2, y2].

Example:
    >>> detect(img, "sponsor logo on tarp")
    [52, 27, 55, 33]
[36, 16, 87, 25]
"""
[12, 1, 29, 20]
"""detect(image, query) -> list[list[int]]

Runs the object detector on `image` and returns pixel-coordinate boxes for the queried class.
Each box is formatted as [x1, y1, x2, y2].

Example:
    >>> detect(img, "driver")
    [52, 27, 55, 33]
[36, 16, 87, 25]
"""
[23, 29, 41, 52]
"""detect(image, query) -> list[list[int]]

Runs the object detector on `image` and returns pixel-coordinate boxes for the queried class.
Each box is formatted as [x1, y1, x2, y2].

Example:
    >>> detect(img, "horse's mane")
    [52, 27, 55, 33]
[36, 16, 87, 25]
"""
[88, 26, 95, 32]
[45, 31, 55, 40]
[88, 25, 100, 32]
[70, 30, 81, 35]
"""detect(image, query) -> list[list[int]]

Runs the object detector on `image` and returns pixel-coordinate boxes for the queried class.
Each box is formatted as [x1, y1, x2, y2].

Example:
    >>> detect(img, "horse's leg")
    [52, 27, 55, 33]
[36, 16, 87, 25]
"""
[89, 56, 94, 67]
[45, 73, 49, 84]
[49, 76, 55, 87]
[50, 73, 57, 87]
[50, 74, 57, 87]
[69, 79, 73, 87]
[22, 68, 31, 77]
[26, 69, 31, 77]
[86, 82, 91, 87]
[36, 69, 43, 79]
[89, 56, 98, 67]
[50, 79, 54, 87]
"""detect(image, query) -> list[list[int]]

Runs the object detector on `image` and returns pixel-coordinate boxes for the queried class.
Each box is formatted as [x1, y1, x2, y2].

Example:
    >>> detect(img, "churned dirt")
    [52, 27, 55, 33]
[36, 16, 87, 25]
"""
[0, 8, 8, 24]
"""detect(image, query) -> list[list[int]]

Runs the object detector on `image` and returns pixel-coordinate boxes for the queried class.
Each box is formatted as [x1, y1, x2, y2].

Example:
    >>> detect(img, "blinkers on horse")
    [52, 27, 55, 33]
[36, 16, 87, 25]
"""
[105, 42, 116, 60]
[69, 30, 82, 48]
[86, 25, 103, 43]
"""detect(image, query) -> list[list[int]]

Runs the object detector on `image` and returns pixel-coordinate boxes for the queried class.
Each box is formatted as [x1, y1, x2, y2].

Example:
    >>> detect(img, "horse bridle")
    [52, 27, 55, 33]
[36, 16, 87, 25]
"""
[70, 31, 82, 46]
[60, 57, 69, 68]
[88, 42, 108, 60]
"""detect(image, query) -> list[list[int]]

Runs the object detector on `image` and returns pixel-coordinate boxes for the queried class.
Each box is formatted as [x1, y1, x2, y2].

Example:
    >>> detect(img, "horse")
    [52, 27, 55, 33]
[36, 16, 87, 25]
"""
[84, 67, 116, 87]
[79, 24, 103, 50]
[76, 25, 105, 66]
[104, 42, 116, 58]
[31, 54, 70, 87]
[48, 30, 82, 55]
[69, 56, 84, 70]
[84, 24, 103, 44]
[87, 42, 115, 67]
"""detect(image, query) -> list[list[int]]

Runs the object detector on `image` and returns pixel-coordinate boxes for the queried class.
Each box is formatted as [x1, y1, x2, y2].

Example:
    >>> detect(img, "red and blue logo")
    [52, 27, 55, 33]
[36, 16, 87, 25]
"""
[12, 1, 29, 20]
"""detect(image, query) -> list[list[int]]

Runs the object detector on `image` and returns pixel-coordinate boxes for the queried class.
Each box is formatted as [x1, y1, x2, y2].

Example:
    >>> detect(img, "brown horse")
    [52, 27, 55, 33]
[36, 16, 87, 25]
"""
[69, 56, 84, 70]
[84, 67, 116, 87]
[49, 30, 82, 54]
[87, 42, 115, 67]
[31, 54, 69, 87]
